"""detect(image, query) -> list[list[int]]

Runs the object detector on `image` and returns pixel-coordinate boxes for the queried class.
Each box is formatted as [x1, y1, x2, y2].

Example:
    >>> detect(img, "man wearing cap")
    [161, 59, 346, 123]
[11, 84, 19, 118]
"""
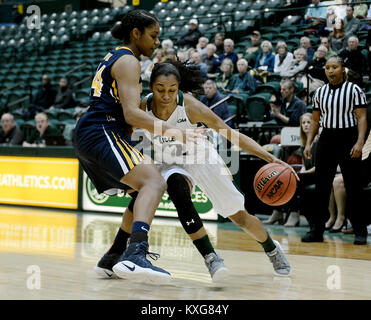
[176, 18, 202, 49]
[244, 31, 261, 68]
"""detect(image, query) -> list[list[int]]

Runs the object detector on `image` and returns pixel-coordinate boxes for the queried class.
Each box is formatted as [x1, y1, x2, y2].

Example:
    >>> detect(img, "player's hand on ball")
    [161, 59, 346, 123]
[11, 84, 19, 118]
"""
[272, 158, 300, 181]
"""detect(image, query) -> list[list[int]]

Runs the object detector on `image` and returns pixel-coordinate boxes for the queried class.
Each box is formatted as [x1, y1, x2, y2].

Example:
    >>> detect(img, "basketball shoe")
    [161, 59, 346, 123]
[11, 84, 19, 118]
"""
[266, 240, 291, 276]
[112, 241, 171, 283]
[94, 252, 121, 278]
[204, 252, 229, 282]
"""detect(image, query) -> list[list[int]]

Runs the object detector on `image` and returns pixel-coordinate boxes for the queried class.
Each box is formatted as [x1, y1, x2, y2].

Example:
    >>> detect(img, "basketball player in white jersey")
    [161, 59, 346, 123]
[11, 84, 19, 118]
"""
[108, 61, 296, 281]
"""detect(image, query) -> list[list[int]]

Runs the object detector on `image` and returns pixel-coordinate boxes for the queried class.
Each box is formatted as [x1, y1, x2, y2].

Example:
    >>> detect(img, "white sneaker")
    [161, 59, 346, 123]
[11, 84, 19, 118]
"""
[266, 240, 291, 276]
[204, 252, 230, 283]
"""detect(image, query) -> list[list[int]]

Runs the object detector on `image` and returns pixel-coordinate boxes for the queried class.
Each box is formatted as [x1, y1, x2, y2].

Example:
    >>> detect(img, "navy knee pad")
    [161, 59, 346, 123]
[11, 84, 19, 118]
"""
[167, 173, 204, 234]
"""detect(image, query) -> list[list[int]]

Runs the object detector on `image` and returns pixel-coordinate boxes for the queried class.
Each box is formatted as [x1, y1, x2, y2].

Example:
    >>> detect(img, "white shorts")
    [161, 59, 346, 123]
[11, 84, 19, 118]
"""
[156, 149, 245, 218]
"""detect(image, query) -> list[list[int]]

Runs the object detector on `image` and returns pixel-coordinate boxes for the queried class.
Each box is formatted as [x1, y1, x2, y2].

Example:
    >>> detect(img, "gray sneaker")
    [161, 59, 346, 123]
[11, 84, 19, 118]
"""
[204, 252, 229, 282]
[266, 240, 291, 276]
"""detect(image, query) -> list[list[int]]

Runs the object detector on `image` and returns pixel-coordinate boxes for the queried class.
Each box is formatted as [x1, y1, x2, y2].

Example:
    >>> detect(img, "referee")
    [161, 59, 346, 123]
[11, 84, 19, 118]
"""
[302, 55, 368, 245]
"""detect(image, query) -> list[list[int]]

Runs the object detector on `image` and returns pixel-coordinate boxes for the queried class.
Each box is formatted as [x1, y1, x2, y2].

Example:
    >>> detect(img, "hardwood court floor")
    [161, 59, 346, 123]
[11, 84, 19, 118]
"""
[0, 205, 370, 300]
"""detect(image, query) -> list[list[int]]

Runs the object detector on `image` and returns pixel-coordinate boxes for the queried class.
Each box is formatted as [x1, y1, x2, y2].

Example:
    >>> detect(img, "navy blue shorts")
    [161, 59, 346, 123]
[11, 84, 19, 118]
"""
[74, 113, 144, 195]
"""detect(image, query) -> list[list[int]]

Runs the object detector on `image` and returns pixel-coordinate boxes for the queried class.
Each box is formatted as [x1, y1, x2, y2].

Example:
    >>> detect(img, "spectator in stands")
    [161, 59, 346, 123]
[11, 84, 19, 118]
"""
[266, 113, 318, 226]
[161, 39, 173, 53]
[189, 51, 208, 79]
[160, 39, 173, 62]
[203, 44, 220, 78]
[328, 18, 347, 53]
[140, 55, 152, 77]
[354, 0, 368, 19]
[367, 29, 371, 76]
[27, 74, 57, 120]
[215, 58, 234, 92]
[200, 80, 232, 126]
[23, 112, 64, 147]
[280, 48, 308, 82]
[327, 173, 347, 232]
[177, 51, 187, 63]
[270, 79, 307, 126]
[344, 6, 360, 37]
[142, 48, 164, 80]
[217, 39, 238, 71]
[245, 31, 262, 68]
[196, 36, 209, 57]
[303, 0, 327, 36]
[301, 45, 328, 97]
[50, 77, 75, 110]
[12, 5, 23, 24]
[0, 113, 23, 145]
[165, 48, 177, 63]
[300, 37, 315, 62]
[176, 18, 202, 49]
[250, 40, 275, 83]
[334, 0, 348, 21]
[227, 59, 256, 95]
[314, 37, 336, 59]
[339, 36, 365, 86]
[214, 33, 225, 56]
[274, 41, 294, 74]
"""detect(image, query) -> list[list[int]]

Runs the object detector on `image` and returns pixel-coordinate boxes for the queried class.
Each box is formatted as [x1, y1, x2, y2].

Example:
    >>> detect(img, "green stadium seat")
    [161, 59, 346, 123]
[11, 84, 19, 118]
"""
[58, 108, 75, 121]
[245, 95, 270, 121]
[44, 108, 59, 120]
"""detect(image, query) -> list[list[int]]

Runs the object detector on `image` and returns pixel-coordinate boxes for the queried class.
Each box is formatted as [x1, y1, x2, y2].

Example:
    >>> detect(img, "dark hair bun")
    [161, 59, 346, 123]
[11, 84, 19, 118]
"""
[111, 22, 124, 40]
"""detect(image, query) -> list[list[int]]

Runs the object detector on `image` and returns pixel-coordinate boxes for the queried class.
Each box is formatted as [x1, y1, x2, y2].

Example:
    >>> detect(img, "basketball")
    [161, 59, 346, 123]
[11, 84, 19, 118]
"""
[253, 163, 297, 206]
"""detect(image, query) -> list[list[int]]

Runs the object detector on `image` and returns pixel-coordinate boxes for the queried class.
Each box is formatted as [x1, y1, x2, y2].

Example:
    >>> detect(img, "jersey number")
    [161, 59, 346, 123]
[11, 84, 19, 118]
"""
[92, 65, 106, 97]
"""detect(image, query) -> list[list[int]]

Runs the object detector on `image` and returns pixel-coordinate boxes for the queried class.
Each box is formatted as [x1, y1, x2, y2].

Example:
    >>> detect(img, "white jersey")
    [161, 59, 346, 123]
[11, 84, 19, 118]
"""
[143, 91, 245, 217]
[144, 91, 214, 166]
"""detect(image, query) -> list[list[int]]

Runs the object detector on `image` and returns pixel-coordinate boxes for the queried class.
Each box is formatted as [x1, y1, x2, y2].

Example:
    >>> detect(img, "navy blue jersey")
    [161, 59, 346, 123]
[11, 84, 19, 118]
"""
[87, 46, 138, 127]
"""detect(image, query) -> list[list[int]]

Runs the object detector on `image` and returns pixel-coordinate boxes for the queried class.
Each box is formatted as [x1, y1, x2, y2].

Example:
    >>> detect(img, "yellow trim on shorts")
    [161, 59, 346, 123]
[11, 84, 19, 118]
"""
[119, 136, 144, 163]
[111, 132, 135, 169]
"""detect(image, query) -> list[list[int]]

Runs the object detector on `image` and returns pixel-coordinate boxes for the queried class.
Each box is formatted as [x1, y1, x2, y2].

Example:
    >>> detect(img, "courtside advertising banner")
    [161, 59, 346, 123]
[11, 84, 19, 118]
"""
[0, 156, 79, 209]
[82, 172, 218, 221]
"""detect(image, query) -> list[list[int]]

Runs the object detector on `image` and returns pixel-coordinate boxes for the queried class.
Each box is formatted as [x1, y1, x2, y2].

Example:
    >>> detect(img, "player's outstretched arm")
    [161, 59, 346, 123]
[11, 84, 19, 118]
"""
[184, 93, 299, 179]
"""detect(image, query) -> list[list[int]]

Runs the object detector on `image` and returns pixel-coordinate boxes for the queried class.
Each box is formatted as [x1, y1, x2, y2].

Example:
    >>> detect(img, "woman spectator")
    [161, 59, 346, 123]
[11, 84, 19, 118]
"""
[280, 48, 308, 82]
[274, 41, 294, 74]
[215, 58, 234, 92]
[353, 0, 368, 19]
[142, 48, 164, 80]
[328, 18, 347, 53]
[264, 113, 316, 226]
[250, 40, 275, 83]
[300, 45, 328, 99]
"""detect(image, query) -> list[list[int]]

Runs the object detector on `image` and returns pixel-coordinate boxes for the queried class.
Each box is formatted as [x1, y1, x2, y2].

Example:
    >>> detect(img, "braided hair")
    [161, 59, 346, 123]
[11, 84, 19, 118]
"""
[150, 61, 205, 95]
[326, 55, 348, 81]
[111, 10, 159, 44]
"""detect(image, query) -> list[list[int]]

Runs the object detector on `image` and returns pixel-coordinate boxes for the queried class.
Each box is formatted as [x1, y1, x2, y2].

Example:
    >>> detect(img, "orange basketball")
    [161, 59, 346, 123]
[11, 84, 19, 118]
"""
[253, 163, 297, 206]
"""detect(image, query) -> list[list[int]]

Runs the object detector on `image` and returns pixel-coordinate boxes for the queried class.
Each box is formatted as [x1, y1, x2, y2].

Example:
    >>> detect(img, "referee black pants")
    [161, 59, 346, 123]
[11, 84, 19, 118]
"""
[313, 127, 367, 237]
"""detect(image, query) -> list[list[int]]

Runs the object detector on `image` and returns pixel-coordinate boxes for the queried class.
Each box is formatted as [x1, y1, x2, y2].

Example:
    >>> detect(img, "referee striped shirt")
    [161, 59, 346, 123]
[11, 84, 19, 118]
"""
[313, 81, 367, 129]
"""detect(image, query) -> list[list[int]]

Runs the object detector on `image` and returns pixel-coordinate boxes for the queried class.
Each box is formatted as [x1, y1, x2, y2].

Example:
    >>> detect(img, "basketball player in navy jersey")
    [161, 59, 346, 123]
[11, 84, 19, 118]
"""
[74, 10, 202, 283]
[98, 61, 297, 281]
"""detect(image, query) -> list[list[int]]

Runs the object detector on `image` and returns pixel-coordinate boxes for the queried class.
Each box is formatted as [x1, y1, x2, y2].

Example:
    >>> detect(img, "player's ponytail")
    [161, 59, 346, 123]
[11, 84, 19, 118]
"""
[111, 9, 159, 43]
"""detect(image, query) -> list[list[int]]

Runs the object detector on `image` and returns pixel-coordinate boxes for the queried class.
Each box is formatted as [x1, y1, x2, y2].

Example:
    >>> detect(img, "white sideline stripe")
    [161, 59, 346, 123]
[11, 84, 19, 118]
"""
[0, 159, 77, 164]
[0, 198, 76, 207]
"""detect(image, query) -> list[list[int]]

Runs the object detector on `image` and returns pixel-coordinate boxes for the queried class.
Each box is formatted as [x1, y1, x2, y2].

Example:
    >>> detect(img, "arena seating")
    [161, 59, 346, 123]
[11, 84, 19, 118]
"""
[0, 0, 370, 145]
